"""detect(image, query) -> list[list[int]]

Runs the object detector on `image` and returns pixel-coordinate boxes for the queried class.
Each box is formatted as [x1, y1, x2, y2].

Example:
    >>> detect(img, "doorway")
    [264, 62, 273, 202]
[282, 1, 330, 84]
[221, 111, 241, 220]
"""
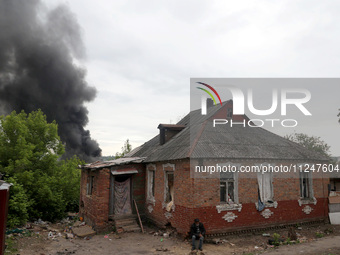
[113, 175, 132, 215]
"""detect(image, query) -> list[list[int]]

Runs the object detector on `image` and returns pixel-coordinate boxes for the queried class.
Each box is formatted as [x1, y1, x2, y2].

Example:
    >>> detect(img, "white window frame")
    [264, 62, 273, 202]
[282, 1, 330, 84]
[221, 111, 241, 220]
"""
[216, 163, 242, 213]
[164, 171, 174, 204]
[147, 169, 155, 204]
[297, 164, 317, 206]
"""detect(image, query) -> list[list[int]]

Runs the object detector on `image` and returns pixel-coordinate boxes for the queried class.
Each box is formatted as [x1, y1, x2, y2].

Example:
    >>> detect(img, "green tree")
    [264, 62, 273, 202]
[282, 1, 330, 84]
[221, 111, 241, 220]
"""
[6, 177, 31, 228]
[115, 139, 132, 158]
[285, 132, 331, 158]
[0, 110, 82, 225]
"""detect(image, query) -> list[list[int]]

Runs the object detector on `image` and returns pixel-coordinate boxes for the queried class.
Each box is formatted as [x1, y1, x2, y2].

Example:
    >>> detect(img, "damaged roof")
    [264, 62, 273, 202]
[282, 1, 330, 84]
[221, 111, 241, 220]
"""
[128, 102, 330, 162]
[82, 157, 145, 170]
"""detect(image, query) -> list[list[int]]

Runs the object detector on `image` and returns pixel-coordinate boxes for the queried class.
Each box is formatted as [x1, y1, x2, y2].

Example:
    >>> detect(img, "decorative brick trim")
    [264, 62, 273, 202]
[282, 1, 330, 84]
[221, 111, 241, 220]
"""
[216, 203, 242, 213]
[146, 163, 156, 171]
[255, 201, 278, 210]
[302, 205, 313, 214]
[222, 212, 238, 222]
[261, 209, 274, 219]
[298, 197, 317, 206]
[147, 198, 156, 206]
[147, 204, 154, 213]
[164, 212, 172, 219]
[162, 163, 175, 171]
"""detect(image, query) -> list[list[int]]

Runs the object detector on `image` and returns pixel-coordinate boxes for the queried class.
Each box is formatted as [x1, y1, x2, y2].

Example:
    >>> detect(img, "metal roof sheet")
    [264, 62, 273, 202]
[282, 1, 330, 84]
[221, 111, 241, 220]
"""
[130, 102, 329, 162]
[82, 157, 145, 170]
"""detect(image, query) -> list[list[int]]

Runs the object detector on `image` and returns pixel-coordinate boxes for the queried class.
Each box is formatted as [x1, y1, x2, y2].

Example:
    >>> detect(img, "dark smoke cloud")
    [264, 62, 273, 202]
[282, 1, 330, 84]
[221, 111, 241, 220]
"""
[0, 0, 101, 162]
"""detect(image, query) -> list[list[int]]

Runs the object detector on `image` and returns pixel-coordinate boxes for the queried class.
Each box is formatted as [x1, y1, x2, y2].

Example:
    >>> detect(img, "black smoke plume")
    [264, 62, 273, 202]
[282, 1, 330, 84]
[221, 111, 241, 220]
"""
[0, 0, 101, 162]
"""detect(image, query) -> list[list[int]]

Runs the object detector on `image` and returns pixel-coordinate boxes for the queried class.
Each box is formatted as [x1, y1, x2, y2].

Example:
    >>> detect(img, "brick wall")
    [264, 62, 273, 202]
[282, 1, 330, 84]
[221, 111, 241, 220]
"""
[111, 164, 146, 215]
[80, 158, 329, 235]
[79, 164, 146, 232]
[79, 168, 111, 232]
[144, 158, 329, 235]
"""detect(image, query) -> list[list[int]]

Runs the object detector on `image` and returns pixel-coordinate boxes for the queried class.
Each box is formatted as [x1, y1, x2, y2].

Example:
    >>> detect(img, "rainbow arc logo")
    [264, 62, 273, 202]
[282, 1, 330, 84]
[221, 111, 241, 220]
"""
[196, 82, 222, 106]
[196, 82, 222, 115]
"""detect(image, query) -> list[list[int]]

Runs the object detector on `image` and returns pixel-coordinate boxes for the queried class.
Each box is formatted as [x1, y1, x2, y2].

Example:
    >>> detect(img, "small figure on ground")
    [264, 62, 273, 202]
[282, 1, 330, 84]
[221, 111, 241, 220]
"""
[190, 218, 206, 251]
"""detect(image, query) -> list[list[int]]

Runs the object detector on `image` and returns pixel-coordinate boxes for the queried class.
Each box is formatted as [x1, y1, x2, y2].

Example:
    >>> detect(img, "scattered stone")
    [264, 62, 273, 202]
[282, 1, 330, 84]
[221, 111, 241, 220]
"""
[72, 225, 96, 238]
[156, 247, 169, 252]
[66, 233, 74, 239]
[212, 238, 221, 244]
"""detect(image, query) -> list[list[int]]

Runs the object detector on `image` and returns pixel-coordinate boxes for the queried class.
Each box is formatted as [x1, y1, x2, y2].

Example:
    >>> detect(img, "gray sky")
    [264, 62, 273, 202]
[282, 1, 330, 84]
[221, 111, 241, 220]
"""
[45, 0, 340, 156]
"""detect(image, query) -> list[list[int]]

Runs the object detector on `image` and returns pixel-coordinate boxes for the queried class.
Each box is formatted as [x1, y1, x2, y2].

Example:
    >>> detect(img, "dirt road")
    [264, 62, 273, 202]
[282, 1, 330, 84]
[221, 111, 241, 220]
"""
[8, 223, 340, 255]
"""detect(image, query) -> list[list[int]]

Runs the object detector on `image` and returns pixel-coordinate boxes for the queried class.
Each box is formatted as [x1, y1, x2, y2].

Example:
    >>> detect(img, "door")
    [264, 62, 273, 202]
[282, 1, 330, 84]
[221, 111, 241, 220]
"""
[113, 175, 132, 215]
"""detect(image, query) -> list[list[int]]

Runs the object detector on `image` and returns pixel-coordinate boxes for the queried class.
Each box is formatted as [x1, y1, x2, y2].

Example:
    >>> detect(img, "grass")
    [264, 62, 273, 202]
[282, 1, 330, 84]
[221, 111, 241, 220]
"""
[316, 232, 325, 238]
[4, 236, 18, 254]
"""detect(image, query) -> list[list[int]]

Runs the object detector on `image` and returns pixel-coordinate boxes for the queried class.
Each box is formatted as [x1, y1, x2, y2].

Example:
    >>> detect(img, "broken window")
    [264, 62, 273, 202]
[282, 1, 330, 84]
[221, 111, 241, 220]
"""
[300, 171, 313, 199]
[147, 170, 155, 201]
[257, 172, 274, 203]
[165, 172, 174, 203]
[220, 171, 235, 204]
[86, 175, 94, 195]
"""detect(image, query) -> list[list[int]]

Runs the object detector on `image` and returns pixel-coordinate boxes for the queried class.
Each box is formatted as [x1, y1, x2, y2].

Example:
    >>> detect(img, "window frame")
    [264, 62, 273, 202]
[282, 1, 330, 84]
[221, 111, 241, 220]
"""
[255, 163, 278, 209]
[299, 171, 314, 200]
[220, 174, 236, 204]
[164, 171, 174, 203]
[147, 169, 156, 203]
[216, 163, 242, 213]
[86, 175, 94, 196]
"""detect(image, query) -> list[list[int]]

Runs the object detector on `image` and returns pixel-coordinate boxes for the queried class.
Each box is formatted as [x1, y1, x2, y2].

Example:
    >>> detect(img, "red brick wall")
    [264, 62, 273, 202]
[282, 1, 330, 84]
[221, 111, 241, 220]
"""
[111, 164, 146, 214]
[144, 158, 329, 235]
[79, 168, 111, 232]
[190, 198, 328, 234]
[80, 158, 329, 235]
[79, 164, 146, 232]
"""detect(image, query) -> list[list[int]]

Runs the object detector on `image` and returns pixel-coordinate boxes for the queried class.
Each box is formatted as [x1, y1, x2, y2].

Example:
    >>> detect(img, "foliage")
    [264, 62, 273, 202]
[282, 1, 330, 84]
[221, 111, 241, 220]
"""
[272, 233, 281, 246]
[6, 177, 31, 228]
[4, 236, 18, 254]
[0, 110, 82, 226]
[284, 238, 292, 245]
[284, 133, 331, 158]
[315, 232, 324, 238]
[115, 139, 132, 158]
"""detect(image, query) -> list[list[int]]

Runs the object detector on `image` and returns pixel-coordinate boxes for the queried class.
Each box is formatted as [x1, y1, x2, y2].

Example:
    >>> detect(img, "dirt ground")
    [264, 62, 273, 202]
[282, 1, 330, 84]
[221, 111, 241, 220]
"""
[6, 222, 340, 255]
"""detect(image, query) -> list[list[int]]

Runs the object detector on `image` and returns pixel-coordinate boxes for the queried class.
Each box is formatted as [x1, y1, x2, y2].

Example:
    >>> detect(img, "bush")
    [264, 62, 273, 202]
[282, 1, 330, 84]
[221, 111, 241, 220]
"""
[0, 110, 83, 227]
[5, 177, 31, 228]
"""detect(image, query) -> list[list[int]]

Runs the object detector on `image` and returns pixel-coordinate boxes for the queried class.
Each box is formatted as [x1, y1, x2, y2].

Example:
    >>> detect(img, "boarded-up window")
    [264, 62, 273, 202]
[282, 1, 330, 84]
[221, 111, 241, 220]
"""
[87, 176, 94, 195]
[300, 171, 313, 199]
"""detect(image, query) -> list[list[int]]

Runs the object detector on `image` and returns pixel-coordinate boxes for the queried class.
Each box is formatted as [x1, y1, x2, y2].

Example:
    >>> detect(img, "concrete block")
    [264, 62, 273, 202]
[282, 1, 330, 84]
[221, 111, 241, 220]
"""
[329, 212, 340, 224]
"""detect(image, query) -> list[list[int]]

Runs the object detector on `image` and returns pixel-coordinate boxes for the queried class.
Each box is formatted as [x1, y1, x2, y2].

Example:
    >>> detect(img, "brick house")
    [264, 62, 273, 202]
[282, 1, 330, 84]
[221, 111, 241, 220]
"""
[79, 100, 330, 235]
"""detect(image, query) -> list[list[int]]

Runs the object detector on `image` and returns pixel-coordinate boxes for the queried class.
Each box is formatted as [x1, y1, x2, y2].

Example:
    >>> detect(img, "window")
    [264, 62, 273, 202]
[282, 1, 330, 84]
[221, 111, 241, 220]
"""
[165, 172, 174, 203]
[86, 176, 94, 195]
[147, 170, 155, 201]
[220, 171, 235, 204]
[257, 172, 274, 203]
[300, 171, 313, 199]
